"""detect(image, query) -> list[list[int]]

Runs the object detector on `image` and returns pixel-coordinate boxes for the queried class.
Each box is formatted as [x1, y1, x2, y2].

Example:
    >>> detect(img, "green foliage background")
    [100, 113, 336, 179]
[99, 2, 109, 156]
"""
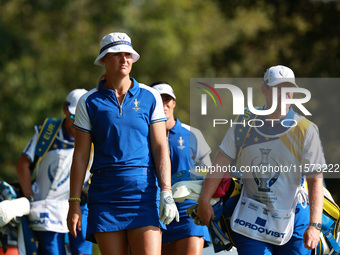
[1, 0, 339, 214]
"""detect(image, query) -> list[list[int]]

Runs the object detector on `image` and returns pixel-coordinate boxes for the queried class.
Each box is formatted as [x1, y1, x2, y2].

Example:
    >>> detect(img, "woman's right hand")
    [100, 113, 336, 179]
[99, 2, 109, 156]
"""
[67, 202, 82, 238]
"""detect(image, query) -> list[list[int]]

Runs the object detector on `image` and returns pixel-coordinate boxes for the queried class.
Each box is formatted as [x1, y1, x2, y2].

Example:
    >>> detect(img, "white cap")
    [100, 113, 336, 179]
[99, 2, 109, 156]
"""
[65, 89, 88, 115]
[152, 83, 176, 100]
[94, 32, 140, 66]
[263, 65, 298, 87]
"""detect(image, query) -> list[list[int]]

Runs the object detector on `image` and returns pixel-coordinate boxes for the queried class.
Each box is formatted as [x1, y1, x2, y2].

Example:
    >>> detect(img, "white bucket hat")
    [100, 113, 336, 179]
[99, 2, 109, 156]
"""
[65, 88, 88, 115]
[94, 32, 140, 66]
[263, 65, 298, 87]
[152, 83, 176, 100]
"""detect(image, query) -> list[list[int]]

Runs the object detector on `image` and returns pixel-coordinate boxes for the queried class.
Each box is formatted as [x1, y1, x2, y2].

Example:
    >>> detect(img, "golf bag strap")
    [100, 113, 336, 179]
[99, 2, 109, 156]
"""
[30, 117, 63, 174]
[324, 230, 340, 253]
[21, 215, 38, 254]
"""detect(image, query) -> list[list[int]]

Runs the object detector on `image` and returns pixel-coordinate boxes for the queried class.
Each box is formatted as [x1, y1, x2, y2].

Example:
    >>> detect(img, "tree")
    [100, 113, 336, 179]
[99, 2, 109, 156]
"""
[0, 0, 229, 182]
[1, 0, 339, 202]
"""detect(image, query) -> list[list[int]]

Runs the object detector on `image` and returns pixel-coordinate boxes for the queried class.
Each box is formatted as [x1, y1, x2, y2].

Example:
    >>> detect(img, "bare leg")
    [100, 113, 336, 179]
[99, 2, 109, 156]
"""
[94, 231, 129, 255]
[128, 225, 162, 255]
[162, 237, 205, 255]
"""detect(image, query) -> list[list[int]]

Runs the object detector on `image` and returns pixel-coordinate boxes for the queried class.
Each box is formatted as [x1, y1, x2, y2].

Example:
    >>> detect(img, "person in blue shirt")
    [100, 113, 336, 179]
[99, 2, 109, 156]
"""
[67, 32, 179, 255]
[152, 82, 211, 255]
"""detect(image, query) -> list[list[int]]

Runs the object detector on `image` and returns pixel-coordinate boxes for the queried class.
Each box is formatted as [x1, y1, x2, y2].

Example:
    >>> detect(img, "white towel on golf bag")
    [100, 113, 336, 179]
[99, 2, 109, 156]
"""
[0, 197, 30, 227]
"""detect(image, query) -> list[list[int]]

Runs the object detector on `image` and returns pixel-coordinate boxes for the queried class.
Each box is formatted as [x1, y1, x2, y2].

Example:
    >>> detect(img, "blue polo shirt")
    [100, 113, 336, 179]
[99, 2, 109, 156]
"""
[163, 119, 211, 244]
[168, 119, 211, 183]
[74, 78, 166, 173]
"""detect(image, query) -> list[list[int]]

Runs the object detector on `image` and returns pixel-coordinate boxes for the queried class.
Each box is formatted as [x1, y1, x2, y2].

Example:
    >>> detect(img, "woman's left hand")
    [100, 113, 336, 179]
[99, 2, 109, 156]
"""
[67, 202, 82, 238]
[159, 191, 180, 225]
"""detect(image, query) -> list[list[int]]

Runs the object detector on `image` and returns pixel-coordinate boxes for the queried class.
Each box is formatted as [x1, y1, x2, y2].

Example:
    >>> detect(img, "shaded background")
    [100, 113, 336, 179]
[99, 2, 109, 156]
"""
[1, 0, 339, 253]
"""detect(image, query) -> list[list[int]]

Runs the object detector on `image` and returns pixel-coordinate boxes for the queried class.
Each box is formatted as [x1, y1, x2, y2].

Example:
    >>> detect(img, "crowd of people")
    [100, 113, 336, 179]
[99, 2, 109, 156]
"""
[0, 32, 327, 255]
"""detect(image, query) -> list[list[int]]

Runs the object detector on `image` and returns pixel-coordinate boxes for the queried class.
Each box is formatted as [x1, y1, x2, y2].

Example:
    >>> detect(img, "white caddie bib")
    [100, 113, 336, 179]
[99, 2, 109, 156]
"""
[28, 199, 69, 233]
[230, 188, 301, 246]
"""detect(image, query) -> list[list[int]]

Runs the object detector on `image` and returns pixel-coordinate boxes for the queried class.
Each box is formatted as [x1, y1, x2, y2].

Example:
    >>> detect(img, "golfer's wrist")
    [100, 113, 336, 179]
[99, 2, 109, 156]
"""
[161, 186, 172, 192]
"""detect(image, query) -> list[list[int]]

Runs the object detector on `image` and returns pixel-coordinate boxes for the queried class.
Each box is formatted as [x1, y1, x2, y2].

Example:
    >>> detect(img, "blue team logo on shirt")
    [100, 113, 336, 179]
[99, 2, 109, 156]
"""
[133, 99, 140, 111]
[177, 136, 185, 150]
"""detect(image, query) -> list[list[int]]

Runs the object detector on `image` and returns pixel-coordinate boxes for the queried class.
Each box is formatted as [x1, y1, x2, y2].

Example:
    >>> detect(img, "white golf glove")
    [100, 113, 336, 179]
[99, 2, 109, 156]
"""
[159, 191, 179, 225]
